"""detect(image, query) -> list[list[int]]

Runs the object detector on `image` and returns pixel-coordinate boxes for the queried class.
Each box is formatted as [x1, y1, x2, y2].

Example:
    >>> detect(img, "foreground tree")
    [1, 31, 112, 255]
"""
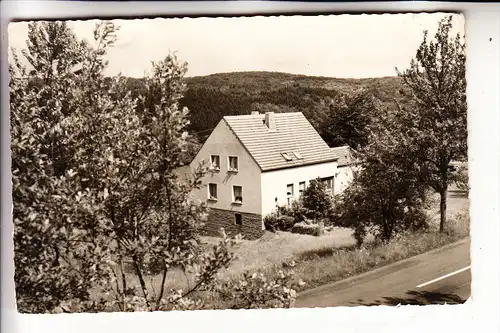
[11, 21, 298, 313]
[396, 15, 467, 233]
[10, 21, 100, 313]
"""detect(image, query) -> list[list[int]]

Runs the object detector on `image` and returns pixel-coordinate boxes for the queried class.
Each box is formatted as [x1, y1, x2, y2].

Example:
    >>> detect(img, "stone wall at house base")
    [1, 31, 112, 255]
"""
[202, 208, 264, 240]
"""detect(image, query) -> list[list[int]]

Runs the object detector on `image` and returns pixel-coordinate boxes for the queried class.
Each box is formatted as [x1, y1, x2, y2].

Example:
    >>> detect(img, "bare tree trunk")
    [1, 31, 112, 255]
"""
[439, 187, 448, 233]
[132, 255, 151, 310]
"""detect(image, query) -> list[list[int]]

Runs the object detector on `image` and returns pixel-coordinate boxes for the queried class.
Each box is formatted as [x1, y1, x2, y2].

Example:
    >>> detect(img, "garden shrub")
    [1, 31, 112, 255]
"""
[300, 178, 336, 225]
[453, 164, 469, 195]
[263, 212, 295, 232]
[291, 222, 324, 237]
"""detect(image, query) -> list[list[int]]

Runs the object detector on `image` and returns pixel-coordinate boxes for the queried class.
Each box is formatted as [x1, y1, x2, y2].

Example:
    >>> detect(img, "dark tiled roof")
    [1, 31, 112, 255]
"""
[223, 112, 338, 171]
[330, 146, 354, 167]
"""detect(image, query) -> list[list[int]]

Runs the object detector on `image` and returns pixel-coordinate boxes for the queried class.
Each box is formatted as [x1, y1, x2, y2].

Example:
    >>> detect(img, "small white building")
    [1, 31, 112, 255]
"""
[330, 145, 357, 195]
[188, 111, 341, 239]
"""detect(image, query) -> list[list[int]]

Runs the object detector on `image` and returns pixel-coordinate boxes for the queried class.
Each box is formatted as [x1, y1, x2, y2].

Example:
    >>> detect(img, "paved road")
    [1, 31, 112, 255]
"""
[295, 238, 471, 307]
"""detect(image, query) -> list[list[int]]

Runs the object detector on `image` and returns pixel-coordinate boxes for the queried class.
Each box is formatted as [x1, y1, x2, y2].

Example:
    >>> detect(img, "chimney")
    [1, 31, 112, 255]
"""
[264, 112, 276, 131]
[251, 111, 260, 115]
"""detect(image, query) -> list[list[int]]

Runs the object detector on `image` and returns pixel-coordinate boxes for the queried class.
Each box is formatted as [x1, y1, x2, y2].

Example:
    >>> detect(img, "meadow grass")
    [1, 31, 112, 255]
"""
[102, 187, 469, 308]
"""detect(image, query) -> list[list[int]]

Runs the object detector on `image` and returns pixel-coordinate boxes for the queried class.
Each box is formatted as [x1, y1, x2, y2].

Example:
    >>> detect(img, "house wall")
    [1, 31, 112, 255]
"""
[202, 209, 263, 240]
[190, 120, 263, 234]
[334, 165, 354, 195]
[260, 161, 338, 217]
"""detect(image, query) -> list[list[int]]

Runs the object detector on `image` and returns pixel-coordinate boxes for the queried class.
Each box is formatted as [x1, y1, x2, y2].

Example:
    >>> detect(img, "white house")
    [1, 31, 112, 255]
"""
[188, 111, 340, 239]
[330, 145, 357, 195]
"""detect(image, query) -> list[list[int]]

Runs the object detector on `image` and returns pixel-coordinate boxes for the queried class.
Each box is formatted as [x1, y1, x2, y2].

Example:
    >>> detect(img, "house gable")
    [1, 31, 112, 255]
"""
[190, 119, 262, 216]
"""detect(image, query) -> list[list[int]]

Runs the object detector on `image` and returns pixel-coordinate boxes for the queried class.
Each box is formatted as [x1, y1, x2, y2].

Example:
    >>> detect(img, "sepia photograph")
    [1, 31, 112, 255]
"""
[7, 12, 469, 314]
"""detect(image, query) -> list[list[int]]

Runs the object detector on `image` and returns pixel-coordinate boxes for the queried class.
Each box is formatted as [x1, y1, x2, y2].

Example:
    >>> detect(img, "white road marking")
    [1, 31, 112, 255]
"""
[416, 266, 471, 288]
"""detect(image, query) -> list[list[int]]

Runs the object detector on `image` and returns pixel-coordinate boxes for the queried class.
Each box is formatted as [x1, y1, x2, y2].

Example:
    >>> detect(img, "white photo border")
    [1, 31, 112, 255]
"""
[1, 2, 499, 333]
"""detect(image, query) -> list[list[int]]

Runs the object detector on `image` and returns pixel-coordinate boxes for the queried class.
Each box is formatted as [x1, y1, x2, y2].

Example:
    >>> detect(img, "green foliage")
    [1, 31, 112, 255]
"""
[396, 15, 467, 232]
[123, 71, 410, 148]
[290, 222, 324, 237]
[263, 213, 295, 232]
[299, 178, 335, 223]
[11, 21, 296, 313]
[264, 180, 335, 232]
[453, 164, 469, 195]
[333, 16, 465, 244]
[214, 269, 303, 309]
[334, 106, 430, 245]
[11, 21, 112, 313]
[315, 90, 380, 149]
[180, 87, 253, 138]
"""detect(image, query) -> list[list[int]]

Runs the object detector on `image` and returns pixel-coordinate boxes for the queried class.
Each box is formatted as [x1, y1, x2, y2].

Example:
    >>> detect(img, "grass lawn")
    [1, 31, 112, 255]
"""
[209, 185, 470, 294]
[202, 227, 357, 279]
[261, 185, 470, 293]
[215, 184, 469, 278]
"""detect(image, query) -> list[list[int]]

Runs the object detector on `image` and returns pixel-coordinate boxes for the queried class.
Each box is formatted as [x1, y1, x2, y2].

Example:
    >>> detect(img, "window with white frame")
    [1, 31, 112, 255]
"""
[299, 181, 306, 194]
[322, 177, 334, 195]
[286, 183, 294, 206]
[228, 156, 239, 172]
[233, 185, 243, 204]
[208, 183, 218, 200]
[210, 155, 220, 170]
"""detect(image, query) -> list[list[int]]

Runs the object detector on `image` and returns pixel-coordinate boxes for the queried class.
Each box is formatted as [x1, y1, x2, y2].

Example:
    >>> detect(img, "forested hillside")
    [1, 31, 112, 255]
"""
[125, 71, 411, 149]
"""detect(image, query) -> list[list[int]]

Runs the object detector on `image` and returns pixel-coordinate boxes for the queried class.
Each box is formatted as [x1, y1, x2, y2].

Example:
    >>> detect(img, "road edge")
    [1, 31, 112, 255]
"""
[297, 236, 470, 299]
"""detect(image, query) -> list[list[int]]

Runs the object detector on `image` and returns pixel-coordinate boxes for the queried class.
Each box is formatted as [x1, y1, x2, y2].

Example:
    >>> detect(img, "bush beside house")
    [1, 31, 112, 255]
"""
[291, 222, 324, 237]
[263, 213, 295, 232]
[264, 178, 335, 236]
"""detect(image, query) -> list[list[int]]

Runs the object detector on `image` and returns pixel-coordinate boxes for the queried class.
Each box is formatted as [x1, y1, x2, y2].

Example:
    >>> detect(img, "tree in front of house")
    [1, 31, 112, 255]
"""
[299, 178, 335, 224]
[10, 21, 299, 313]
[333, 120, 430, 245]
[396, 15, 467, 233]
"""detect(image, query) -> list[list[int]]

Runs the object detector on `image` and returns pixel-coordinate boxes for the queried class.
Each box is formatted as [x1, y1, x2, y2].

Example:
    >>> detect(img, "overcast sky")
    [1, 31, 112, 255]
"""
[8, 13, 464, 78]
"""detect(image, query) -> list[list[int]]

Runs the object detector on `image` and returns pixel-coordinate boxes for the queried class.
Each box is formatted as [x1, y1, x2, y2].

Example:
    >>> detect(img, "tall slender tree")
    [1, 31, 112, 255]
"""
[396, 15, 467, 233]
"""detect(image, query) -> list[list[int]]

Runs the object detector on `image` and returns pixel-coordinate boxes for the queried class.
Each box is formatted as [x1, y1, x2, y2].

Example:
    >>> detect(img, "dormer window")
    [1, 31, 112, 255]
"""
[293, 151, 303, 159]
[281, 153, 293, 161]
[228, 156, 239, 172]
[210, 155, 220, 170]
